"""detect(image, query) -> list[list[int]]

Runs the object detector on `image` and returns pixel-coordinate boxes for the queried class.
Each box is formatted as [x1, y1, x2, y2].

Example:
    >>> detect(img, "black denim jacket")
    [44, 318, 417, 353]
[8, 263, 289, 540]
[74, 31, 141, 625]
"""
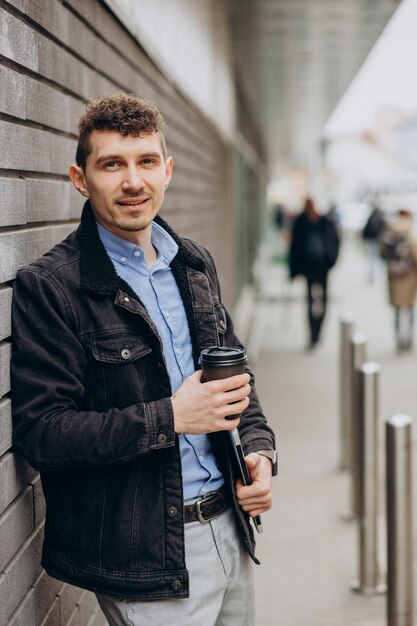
[11, 201, 276, 600]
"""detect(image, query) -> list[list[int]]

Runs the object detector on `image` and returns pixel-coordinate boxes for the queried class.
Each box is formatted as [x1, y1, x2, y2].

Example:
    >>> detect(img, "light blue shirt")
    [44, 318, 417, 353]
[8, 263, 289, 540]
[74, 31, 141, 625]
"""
[97, 222, 224, 500]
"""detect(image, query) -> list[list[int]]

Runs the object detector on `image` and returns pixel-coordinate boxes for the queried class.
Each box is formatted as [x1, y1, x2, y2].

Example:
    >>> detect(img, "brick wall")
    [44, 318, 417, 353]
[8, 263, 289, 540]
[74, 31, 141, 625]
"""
[0, 0, 236, 624]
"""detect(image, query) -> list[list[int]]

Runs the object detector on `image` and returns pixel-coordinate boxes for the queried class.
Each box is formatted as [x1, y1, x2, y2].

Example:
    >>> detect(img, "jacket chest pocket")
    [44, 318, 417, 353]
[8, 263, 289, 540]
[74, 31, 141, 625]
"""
[90, 333, 152, 364]
[85, 332, 153, 410]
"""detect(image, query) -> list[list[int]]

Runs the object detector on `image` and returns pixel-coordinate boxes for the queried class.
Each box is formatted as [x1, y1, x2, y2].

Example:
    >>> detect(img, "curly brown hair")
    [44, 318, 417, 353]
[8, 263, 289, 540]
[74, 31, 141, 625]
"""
[75, 93, 167, 169]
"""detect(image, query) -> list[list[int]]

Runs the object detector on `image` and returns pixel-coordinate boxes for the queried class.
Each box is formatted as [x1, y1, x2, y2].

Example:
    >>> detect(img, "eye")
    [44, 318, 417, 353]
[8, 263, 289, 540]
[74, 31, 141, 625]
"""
[104, 161, 118, 170]
[141, 158, 157, 167]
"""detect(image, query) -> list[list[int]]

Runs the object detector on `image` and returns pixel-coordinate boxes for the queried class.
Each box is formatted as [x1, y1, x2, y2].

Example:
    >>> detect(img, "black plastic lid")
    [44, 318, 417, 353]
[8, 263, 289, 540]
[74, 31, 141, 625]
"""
[199, 346, 246, 366]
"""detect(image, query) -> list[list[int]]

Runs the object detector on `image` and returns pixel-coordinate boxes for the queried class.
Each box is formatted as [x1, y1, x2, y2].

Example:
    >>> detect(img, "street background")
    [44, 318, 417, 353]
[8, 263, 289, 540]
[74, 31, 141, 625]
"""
[252, 232, 417, 625]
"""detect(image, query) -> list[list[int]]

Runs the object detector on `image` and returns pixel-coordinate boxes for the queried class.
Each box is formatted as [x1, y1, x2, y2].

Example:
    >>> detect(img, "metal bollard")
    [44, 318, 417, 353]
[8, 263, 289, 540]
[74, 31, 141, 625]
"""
[386, 415, 413, 626]
[350, 333, 367, 518]
[351, 362, 385, 594]
[339, 315, 355, 472]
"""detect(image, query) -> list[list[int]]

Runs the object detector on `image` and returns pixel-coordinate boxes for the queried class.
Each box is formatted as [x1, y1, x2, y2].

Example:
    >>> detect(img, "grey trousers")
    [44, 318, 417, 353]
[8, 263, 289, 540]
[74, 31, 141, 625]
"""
[96, 509, 255, 626]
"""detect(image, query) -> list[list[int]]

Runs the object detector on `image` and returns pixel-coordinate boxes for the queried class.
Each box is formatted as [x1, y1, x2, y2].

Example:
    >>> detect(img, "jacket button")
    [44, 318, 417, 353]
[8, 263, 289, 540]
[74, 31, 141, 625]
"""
[157, 433, 167, 444]
[121, 348, 131, 360]
[171, 579, 182, 591]
[168, 506, 178, 517]
[219, 320, 226, 329]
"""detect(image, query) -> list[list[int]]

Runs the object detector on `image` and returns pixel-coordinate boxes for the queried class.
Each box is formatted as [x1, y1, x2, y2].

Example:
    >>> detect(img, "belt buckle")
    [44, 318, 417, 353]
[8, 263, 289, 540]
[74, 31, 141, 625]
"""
[195, 493, 218, 524]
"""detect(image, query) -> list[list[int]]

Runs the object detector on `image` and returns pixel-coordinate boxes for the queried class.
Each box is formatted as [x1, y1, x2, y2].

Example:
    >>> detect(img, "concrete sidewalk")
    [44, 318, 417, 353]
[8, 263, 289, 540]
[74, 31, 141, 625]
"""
[251, 233, 417, 626]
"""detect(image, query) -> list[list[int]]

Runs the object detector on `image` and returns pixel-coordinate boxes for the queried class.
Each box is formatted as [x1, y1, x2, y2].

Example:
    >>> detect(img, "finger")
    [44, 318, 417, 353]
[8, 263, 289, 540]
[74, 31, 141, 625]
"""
[239, 496, 272, 512]
[213, 414, 240, 431]
[217, 414, 242, 430]
[244, 453, 259, 469]
[236, 481, 270, 500]
[221, 384, 251, 404]
[206, 373, 250, 392]
[223, 397, 249, 418]
[248, 506, 271, 517]
[237, 488, 271, 504]
[239, 494, 272, 508]
[229, 383, 252, 397]
[239, 503, 272, 517]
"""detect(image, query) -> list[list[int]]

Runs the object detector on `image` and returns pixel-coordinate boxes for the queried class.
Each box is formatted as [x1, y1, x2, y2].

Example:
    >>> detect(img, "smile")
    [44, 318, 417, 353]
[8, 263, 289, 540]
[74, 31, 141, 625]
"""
[118, 198, 150, 207]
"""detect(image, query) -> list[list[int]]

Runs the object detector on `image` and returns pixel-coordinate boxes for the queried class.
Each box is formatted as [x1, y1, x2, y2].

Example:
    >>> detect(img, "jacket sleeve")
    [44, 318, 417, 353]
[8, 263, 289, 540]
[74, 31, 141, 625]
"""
[198, 246, 277, 475]
[11, 268, 175, 472]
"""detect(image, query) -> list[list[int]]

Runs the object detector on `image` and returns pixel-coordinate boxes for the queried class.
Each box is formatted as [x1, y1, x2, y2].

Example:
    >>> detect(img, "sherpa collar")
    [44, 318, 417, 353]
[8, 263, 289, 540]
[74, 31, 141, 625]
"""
[76, 200, 205, 295]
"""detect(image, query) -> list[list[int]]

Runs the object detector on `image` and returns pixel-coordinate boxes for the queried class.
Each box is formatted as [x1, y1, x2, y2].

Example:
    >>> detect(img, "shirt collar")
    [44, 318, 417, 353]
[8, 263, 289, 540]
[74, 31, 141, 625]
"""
[151, 221, 179, 263]
[97, 221, 179, 266]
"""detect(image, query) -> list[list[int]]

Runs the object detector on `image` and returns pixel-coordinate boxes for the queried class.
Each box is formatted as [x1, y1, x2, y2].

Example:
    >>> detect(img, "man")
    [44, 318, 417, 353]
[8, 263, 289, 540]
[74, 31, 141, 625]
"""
[11, 94, 276, 626]
[289, 197, 340, 349]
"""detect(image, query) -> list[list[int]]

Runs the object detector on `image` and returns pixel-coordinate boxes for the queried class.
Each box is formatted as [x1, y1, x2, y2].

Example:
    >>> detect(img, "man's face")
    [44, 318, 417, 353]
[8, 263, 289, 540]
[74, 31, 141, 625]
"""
[70, 130, 173, 244]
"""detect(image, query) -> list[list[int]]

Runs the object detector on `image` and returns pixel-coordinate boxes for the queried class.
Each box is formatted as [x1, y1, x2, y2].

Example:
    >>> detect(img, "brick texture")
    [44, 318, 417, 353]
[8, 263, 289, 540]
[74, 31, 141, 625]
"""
[0, 398, 12, 457]
[0, 341, 11, 397]
[0, 287, 12, 341]
[0, 453, 29, 515]
[0, 179, 26, 227]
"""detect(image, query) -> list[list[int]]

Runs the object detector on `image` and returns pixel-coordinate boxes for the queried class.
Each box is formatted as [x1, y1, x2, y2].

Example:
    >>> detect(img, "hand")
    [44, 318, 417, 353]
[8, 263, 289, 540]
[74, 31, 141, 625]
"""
[171, 370, 251, 435]
[236, 453, 273, 518]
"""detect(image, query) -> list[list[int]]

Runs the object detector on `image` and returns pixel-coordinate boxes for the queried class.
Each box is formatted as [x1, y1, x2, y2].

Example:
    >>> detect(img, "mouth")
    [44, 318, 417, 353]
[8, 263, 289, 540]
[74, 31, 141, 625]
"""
[117, 197, 150, 210]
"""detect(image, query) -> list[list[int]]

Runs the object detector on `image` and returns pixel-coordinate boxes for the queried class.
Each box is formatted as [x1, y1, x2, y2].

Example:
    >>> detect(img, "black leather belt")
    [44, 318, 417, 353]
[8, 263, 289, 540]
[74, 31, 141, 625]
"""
[184, 486, 229, 524]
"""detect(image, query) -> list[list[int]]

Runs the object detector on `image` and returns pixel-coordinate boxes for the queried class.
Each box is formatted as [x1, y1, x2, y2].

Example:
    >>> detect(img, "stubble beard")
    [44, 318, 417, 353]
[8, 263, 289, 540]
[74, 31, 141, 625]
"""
[117, 216, 153, 232]
[115, 203, 156, 233]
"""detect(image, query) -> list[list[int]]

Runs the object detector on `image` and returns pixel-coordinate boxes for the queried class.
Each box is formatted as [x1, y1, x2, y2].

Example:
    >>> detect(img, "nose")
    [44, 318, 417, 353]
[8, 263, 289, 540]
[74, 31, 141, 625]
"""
[121, 165, 145, 192]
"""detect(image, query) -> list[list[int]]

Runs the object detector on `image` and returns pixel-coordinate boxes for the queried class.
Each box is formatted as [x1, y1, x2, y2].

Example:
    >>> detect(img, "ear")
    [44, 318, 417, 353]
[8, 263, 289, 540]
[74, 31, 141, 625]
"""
[69, 164, 89, 198]
[164, 156, 173, 190]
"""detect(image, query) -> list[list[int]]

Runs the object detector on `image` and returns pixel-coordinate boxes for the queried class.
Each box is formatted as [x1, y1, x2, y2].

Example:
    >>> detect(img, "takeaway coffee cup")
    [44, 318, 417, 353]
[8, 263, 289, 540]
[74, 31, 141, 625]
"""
[199, 346, 247, 419]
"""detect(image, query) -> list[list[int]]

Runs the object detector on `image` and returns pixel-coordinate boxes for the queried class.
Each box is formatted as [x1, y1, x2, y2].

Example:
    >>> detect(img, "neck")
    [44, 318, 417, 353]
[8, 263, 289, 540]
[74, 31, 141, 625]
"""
[121, 227, 158, 269]
[143, 241, 158, 269]
[127, 225, 158, 268]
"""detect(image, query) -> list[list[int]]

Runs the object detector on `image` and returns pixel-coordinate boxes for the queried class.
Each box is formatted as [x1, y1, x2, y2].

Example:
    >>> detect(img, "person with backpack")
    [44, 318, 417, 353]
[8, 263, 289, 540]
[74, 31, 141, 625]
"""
[380, 209, 417, 350]
[362, 204, 386, 283]
[289, 197, 340, 349]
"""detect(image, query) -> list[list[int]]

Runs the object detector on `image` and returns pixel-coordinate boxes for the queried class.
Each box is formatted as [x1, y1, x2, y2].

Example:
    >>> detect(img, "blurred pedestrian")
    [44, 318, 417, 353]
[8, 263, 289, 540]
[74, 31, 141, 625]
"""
[380, 209, 417, 350]
[289, 197, 340, 349]
[362, 204, 386, 283]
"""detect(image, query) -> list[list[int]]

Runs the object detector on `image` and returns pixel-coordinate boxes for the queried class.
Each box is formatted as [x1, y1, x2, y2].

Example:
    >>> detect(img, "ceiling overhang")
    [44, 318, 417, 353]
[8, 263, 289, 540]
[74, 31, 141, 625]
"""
[230, 0, 399, 177]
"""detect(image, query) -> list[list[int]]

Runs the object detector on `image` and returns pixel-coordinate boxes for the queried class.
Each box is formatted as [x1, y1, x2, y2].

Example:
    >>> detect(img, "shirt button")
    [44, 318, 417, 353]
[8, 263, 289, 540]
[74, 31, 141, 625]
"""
[168, 506, 178, 517]
[121, 348, 131, 360]
[133, 250, 141, 257]
[120, 256, 127, 264]
[171, 580, 182, 591]
[158, 433, 167, 444]
[175, 348, 180, 355]
[164, 311, 170, 317]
